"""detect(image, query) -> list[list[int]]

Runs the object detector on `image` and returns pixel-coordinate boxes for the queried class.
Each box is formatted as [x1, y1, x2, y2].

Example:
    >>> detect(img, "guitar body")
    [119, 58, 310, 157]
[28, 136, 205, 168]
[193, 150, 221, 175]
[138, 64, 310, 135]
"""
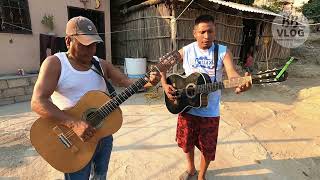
[165, 72, 211, 114]
[164, 68, 289, 115]
[30, 90, 123, 173]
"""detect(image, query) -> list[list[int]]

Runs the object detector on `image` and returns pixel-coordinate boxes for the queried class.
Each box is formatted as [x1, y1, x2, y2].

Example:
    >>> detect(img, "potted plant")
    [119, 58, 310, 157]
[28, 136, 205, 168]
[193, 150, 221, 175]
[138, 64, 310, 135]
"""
[41, 14, 55, 35]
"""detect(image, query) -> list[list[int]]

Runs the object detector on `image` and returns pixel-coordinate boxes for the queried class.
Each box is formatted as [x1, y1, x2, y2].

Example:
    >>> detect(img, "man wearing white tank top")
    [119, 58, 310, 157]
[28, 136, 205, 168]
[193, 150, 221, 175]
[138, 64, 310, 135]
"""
[31, 16, 160, 180]
[161, 15, 251, 180]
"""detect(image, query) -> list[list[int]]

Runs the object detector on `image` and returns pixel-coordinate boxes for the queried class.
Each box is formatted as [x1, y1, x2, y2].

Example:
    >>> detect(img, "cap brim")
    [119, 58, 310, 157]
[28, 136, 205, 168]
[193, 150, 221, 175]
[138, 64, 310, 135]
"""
[74, 34, 103, 46]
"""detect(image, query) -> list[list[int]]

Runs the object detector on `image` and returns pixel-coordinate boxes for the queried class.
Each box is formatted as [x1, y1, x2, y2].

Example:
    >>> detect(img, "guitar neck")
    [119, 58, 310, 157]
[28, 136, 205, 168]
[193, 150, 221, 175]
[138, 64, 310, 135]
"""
[88, 50, 181, 126]
[223, 76, 252, 88]
[196, 76, 252, 94]
[97, 77, 148, 118]
[94, 51, 180, 120]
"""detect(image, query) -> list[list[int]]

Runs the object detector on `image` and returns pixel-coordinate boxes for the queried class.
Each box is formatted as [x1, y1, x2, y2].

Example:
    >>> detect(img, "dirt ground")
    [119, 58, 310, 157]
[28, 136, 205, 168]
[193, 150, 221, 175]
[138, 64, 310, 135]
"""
[1, 35, 320, 180]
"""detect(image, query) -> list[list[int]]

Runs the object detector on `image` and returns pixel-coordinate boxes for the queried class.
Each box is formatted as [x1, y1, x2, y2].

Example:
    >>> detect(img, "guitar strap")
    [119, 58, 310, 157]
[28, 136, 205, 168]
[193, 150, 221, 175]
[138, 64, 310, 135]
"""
[91, 58, 117, 98]
[213, 43, 219, 82]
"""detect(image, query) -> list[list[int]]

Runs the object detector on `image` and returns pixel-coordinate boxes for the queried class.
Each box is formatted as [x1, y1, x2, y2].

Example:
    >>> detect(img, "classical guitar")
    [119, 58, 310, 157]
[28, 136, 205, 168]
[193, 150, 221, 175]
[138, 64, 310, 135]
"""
[30, 51, 181, 173]
[165, 69, 288, 114]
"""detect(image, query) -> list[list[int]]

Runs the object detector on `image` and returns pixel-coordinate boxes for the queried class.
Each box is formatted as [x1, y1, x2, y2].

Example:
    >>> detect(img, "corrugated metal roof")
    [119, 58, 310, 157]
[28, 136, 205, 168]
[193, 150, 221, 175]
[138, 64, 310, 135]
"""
[114, 0, 280, 17]
[208, 0, 280, 16]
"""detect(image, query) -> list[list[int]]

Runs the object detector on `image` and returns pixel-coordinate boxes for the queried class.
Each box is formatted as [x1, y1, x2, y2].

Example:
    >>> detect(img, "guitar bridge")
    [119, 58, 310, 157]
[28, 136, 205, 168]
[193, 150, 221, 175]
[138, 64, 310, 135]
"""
[52, 126, 79, 153]
[58, 134, 72, 148]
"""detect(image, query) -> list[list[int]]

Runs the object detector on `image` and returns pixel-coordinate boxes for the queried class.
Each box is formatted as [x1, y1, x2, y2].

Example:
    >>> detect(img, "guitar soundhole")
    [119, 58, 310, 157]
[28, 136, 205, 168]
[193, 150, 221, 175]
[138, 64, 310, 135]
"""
[83, 108, 103, 128]
[186, 83, 196, 98]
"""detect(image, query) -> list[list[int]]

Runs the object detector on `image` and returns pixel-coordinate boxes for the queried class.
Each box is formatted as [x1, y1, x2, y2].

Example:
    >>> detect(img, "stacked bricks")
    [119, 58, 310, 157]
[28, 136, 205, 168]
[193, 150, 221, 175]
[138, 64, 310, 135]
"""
[0, 75, 38, 106]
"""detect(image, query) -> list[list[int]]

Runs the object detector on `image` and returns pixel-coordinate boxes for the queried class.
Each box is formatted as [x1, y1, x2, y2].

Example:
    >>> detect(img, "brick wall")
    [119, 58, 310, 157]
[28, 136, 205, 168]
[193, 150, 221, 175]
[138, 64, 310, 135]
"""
[0, 75, 38, 106]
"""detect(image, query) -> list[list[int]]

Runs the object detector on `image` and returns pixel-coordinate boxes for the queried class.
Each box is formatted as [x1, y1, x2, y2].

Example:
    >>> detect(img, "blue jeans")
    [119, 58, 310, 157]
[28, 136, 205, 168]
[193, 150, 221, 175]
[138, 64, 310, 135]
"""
[64, 135, 113, 180]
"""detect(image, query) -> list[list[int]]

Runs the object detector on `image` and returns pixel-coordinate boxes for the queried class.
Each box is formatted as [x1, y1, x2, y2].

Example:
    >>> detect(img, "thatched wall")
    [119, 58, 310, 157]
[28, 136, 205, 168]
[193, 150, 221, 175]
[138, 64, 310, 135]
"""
[175, 1, 243, 64]
[111, 1, 243, 65]
[111, 0, 290, 71]
[111, 3, 172, 64]
[255, 22, 291, 70]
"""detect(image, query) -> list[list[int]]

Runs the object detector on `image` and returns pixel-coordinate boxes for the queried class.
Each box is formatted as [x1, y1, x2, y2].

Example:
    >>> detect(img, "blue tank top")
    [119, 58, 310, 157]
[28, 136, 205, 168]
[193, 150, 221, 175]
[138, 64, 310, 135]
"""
[182, 42, 227, 117]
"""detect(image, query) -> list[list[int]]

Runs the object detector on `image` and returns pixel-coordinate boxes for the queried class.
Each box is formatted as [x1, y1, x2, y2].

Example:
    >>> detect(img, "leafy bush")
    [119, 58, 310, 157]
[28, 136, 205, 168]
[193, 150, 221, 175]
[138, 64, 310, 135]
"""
[260, 0, 283, 13]
[302, 0, 320, 23]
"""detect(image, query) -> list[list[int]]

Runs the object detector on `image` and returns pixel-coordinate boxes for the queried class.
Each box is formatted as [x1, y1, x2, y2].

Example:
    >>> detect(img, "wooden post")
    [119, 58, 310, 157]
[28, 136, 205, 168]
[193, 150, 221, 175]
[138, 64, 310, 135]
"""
[170, 2, 178, 73]
[253, 21, 262, 70]
[157, 18, 163, 57]
[254, 21, 262, 59]
[105, 0, 112, 62]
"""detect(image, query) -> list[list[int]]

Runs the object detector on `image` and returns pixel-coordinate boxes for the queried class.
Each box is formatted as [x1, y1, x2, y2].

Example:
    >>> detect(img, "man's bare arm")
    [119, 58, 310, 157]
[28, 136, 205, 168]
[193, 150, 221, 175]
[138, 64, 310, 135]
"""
[223, 50, 241, 79]
[100, 59, 133, 87]
[223, 50, 251, 93]
[101, 59, 159, 88]
[31, 56, 74, 126]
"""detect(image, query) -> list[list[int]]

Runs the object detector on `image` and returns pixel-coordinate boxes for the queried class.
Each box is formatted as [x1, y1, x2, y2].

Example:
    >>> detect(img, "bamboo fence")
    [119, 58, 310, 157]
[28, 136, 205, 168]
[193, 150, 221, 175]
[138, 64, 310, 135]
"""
[111, 0, 290, 71]
[111, 3, 172, 64]
[175, 1, 244, 64]
[112, 2, 243, 64]
[255, 22, 290, 70]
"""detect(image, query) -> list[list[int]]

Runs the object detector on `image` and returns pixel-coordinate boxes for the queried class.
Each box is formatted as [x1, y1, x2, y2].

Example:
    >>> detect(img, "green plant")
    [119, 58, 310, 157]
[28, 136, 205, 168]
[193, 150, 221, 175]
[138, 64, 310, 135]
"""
[302, 0, 320, 23]
[41, 14, 54, 31]
[261, 0, 283, 13]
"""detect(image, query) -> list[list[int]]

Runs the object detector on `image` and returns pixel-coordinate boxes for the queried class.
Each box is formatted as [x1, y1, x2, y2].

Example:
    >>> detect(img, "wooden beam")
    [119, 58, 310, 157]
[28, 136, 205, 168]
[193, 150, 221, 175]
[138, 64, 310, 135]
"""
[113, 0, 133, 7]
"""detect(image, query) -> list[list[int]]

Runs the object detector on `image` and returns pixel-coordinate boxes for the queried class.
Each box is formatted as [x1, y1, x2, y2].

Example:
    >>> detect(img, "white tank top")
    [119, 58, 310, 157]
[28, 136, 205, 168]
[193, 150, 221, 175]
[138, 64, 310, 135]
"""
[183, 42, 227, 117]
[51, 52, 107, 110]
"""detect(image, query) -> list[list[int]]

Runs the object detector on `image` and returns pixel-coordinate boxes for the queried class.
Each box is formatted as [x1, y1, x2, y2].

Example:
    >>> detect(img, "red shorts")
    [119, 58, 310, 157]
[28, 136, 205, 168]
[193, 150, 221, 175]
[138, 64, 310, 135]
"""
[176, 113, 220, 161]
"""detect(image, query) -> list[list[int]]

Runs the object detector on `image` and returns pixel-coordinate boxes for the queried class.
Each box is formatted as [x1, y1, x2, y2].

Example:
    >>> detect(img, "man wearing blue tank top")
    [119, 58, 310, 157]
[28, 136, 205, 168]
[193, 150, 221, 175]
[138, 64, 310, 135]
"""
[31, 16, 160, 180]
[161, 15, 251, 180]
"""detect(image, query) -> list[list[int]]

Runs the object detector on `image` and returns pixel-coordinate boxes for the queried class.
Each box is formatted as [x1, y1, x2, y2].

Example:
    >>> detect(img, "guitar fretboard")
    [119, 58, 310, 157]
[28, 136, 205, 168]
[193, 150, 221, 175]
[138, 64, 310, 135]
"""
[89, 50, 181, 127]
[195, 76, 252, 94]
[99, 78, 148, 115]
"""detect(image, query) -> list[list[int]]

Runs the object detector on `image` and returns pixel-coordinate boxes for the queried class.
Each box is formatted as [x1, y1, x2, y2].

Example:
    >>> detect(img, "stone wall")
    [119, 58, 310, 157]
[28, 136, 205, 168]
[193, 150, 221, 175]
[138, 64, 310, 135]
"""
[0, 75, 38, 106]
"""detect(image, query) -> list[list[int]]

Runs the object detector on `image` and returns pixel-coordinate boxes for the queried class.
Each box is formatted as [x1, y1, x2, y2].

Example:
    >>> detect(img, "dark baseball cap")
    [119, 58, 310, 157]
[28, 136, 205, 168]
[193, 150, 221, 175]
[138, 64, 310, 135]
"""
[66, 16, 103, 45]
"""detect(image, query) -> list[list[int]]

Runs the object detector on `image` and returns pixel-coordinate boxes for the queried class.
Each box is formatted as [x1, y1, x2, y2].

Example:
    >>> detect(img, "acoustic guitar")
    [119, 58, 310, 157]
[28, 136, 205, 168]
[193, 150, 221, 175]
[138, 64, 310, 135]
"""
[30, 51, 181, 173]
[165, 69, 288, 114]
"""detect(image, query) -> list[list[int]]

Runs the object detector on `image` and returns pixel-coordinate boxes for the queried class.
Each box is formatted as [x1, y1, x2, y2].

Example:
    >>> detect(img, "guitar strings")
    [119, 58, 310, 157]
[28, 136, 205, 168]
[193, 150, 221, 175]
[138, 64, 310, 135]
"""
[64, 81, 148, 139]
[58, 51, 179, 141]
[65, 130, 75, 137]
[86, 56, 173, 120]
[62, 55, 178, 140]
[64, 129, 76, 138]
[87, 78, 147, 120]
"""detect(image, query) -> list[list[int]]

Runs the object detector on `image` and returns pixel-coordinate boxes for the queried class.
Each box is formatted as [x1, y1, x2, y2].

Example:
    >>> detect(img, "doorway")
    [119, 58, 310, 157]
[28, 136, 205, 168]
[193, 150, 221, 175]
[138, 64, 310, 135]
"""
[239, 19, 257, 67]
[68, 7, 106, 59]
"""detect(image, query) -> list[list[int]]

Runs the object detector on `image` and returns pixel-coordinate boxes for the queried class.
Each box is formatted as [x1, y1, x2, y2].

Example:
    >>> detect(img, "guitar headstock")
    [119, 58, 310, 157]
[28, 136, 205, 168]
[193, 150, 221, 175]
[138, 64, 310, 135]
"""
[153, 50, 181, 72]
[252, 68, 288, 84]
